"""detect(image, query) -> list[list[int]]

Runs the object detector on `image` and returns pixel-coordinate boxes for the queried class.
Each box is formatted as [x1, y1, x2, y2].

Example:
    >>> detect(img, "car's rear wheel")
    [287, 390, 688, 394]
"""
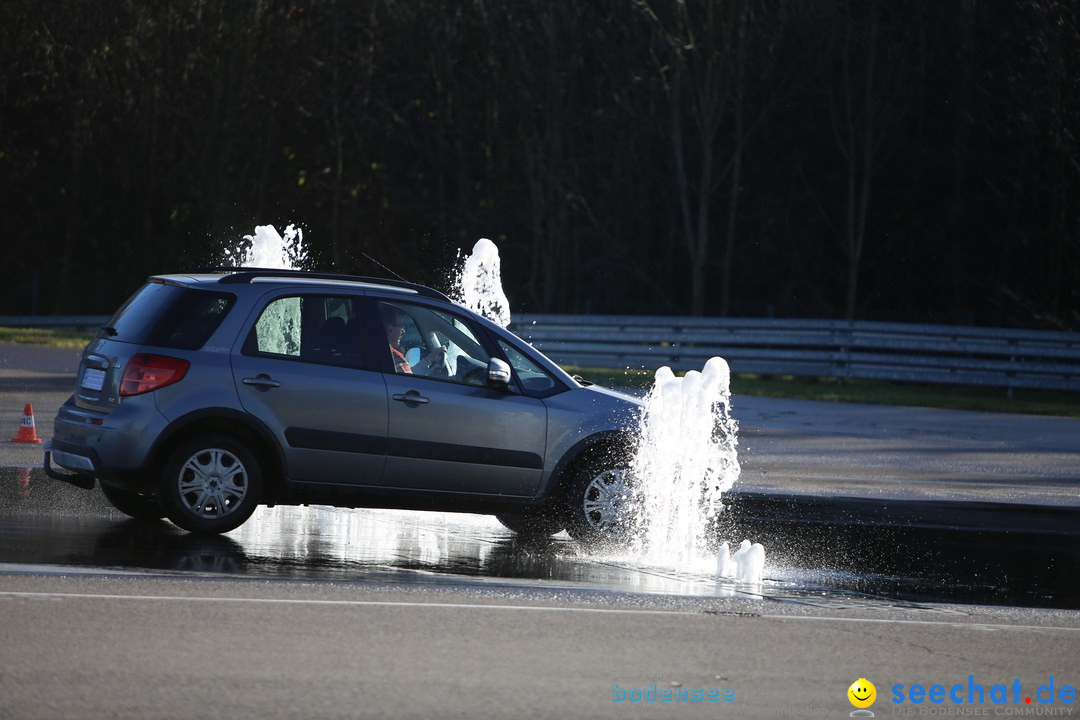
[495, 509, 564, 539]
[100, 483, 165, 520]
[159, 435, 261, 534]
[562, 452, 635, 547]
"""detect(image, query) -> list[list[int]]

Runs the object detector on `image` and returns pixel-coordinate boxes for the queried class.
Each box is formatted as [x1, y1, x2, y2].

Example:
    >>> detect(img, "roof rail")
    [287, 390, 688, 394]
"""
[187, 267, 451, 302]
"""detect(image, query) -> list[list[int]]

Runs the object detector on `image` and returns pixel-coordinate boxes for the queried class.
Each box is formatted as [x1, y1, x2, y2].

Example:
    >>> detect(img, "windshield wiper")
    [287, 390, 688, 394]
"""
[101, 325, 118, 337]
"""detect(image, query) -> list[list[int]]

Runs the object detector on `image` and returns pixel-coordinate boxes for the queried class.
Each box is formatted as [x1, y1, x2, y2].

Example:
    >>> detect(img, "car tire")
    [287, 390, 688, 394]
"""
[159, 435, 262, 534]
[561, 450, 635, 547]
[495, 510, 564, 539]
[100, 483, 165, 520]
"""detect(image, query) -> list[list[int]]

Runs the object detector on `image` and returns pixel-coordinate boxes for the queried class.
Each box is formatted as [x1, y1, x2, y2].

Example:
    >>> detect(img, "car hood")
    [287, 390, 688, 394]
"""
[581, 383, 645, 406]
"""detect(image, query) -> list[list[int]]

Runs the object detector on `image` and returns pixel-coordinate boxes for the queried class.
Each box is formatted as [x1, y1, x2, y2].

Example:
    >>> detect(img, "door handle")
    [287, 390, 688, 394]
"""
[242, 375, 281, 389]
[392, 391, 429, 405]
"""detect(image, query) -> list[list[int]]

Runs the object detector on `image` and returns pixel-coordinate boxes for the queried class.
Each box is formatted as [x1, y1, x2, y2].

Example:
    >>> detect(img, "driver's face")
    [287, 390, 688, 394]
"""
[385, 317, 405, 346]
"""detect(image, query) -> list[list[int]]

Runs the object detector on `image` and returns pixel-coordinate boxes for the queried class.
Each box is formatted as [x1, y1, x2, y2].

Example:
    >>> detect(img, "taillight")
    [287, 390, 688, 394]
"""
[120, 354, 190, 396]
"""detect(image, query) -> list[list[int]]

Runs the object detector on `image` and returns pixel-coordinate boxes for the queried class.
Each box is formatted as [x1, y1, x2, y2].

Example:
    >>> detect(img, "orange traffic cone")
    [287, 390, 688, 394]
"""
[11, 403, 43, 444]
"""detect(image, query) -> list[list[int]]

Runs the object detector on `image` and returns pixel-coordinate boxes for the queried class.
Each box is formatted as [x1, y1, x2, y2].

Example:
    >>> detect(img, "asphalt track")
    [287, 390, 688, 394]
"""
[1, 341, 1079, 718]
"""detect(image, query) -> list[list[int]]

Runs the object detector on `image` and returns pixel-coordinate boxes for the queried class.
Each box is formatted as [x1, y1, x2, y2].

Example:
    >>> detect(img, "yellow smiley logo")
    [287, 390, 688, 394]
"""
[848, 678, 876, 709]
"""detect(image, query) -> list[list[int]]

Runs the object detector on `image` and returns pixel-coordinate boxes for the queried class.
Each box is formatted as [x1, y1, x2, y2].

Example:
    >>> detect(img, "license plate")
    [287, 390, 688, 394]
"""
[81, 368, 106, 391]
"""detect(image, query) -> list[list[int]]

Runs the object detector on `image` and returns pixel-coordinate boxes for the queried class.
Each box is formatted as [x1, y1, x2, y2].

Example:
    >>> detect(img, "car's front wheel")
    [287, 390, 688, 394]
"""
[159, 435, 261, 534]
[100, 483, 165, 520]
[562, 452, 635, 547]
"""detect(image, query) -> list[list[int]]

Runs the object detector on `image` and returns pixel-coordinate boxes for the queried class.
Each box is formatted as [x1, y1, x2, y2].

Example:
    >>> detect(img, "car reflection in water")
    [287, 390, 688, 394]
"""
[231, 505, 748, 597]
[95, 520, 249, 575]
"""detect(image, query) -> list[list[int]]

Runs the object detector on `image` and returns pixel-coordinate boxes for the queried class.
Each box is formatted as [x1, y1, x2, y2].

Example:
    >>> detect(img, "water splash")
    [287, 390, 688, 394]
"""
[225, 224, 308, 269]
[223, 224, 307, 356]
[453, 238, 511, 327]
[627, 357, 746, 570]
[730, 540, 766, 584]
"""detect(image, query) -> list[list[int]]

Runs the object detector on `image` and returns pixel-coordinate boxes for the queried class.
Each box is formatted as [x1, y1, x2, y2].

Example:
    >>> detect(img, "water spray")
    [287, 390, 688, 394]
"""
[624, 357, 765, 583]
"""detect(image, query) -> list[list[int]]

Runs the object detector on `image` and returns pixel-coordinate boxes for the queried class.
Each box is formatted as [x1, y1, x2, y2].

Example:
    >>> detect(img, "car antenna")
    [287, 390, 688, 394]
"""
[357, 250, 408, 282]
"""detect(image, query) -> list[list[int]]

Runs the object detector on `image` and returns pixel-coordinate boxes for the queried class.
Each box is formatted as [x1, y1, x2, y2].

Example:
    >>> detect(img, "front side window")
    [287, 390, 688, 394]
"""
[378, 301, 491, 385]
[498, 340, 557, 393]
[248, 295, 364, 367]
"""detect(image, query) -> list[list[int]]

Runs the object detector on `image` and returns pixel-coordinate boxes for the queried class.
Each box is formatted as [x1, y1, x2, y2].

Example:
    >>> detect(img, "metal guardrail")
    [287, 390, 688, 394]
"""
[510, 314, 1080, 392]
[6, 313, 1079, 392]
[0, 315, 110, 331]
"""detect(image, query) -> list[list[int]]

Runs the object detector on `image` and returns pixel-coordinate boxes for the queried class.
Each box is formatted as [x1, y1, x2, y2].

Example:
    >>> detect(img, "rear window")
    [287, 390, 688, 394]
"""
[105, 282, 235, 350]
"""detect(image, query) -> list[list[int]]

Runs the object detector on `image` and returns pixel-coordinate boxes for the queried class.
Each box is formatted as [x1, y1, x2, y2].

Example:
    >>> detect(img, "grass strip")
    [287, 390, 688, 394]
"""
[0, 326, 97, 349]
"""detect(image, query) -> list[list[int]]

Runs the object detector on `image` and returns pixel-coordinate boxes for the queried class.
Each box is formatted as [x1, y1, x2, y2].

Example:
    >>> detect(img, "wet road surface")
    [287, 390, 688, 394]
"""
[3, 466, 1079, 609]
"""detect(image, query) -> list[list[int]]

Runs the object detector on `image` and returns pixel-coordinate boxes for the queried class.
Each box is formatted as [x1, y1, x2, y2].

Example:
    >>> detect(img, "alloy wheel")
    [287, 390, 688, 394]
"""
[176, 448, 249, 519]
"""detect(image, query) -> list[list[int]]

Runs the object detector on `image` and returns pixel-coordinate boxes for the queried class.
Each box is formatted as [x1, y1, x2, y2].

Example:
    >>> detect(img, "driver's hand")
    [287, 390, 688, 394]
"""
[423, 346, 447, 370]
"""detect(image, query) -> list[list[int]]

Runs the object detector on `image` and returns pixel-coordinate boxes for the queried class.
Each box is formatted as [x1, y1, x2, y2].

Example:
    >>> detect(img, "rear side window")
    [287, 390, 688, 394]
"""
[106, 282, 235, 350]
[245, 295, 365, 368]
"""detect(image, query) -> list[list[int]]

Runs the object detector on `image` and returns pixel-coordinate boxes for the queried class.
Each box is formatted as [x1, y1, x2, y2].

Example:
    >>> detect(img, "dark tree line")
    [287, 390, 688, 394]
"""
[2, 0, 1078, 329]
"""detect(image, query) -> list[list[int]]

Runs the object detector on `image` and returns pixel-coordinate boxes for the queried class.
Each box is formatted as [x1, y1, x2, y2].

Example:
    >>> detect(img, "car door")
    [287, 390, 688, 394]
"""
[375, 299, 547, 497]
[231, 292, 388, 485]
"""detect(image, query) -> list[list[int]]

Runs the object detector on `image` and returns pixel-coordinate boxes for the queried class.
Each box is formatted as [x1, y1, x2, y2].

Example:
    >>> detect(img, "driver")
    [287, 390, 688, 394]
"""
[381, 305, 446, 375]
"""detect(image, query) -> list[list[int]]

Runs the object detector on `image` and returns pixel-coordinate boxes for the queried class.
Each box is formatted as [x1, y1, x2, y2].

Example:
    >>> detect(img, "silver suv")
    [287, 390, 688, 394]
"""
[45, 269, 641, 541]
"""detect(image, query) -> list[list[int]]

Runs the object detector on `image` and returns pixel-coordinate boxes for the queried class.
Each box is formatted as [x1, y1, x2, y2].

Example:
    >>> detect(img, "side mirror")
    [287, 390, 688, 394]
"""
[405, 347, 422, 367]
[487, 358, 512, 389]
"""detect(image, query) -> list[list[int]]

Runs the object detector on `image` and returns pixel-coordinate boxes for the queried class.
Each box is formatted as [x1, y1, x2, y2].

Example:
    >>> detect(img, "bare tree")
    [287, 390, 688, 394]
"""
[824, 0, 906, 319]
[637, 0, 794, 316]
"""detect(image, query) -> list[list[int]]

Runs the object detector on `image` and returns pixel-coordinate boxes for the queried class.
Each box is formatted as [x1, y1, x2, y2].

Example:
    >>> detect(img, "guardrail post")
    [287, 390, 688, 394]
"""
[1006, 338, 1017, 401]
[835, 324, 851, 386]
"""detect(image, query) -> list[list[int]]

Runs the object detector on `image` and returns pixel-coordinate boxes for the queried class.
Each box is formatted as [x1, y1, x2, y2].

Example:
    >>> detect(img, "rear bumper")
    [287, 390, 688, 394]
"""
[49, 394, 164, 490]
[42, 442, 96, 490]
